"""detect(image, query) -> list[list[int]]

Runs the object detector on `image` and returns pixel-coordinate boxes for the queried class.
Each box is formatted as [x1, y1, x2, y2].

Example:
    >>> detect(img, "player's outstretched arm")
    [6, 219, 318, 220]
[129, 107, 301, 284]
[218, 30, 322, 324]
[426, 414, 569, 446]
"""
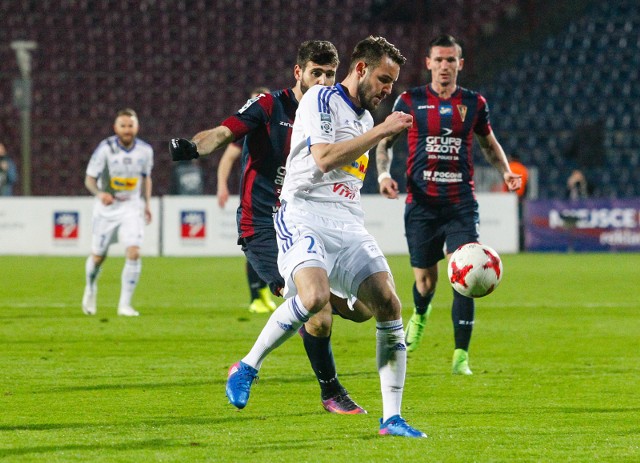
[169, 138, 199, 161]
[192, 126, 234, 157]
[170, 126, 235, 161]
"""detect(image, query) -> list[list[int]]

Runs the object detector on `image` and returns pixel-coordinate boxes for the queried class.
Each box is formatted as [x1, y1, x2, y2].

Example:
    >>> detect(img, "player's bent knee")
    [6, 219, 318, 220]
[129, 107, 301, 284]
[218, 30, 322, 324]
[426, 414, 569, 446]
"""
[331, 297, 373, 323]
[298, 288, 330, 313]
[305, 307, 333, 337]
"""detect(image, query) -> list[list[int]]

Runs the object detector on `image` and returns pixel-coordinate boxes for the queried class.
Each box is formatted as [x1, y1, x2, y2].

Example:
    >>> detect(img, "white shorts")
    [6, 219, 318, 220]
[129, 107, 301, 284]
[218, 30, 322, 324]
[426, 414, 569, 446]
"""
[91, 202, 144, 255]
[275, 200, 390, 300]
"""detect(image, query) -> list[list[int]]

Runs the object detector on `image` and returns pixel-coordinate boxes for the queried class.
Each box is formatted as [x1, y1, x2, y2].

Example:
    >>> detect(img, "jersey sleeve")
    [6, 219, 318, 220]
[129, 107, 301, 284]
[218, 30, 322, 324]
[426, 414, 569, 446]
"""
[303, 86, 337, 147]
[473, 94, 492, 137]
[144, 147, 154, 177]
[392, 92, 411, 114]
[86, 141, 107, 178]
[221, 93, 273, 141]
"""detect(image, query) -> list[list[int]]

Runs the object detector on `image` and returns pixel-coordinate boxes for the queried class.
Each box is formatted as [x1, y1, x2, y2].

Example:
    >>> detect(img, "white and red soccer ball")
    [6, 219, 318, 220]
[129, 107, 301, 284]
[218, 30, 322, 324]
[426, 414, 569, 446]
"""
[447, 242, 503, 298]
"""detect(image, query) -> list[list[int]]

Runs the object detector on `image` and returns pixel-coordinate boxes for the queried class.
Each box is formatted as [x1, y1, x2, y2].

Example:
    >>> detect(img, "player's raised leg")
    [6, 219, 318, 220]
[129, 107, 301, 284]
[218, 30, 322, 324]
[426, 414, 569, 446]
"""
[226, 266, 328, 409]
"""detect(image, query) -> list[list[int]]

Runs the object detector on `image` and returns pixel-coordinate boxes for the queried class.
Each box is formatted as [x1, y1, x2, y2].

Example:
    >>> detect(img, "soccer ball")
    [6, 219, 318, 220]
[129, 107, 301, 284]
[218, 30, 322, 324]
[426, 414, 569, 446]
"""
[447, 242, 503, 298]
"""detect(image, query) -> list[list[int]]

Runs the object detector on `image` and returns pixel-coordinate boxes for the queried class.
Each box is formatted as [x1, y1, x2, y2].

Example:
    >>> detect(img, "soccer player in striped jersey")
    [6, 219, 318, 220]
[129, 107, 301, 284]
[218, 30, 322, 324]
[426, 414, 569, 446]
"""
[216, 86, 278, 315]
[225, 36, 426, 438]
[83, 108, 154, 317]
[170, 40, 371, 414]
[376, 34, 521, 374]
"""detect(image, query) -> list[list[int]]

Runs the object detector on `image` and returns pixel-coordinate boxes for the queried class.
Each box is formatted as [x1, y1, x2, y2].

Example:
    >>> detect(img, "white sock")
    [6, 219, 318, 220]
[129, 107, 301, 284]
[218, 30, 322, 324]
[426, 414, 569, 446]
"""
[85, 256, 102, 291]
[376, 319, 406, 422]
[243, 295, 311, 370]
[118, 259, 141, 308]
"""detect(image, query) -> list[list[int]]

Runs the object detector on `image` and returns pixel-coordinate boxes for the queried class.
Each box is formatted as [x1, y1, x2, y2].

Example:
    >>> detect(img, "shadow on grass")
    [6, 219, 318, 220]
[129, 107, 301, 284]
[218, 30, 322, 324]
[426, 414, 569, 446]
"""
[0, 410, 321, 433]
[48, 379, 214, 393]
[46, 370, 381, 393]
[0, 438, 180, 458]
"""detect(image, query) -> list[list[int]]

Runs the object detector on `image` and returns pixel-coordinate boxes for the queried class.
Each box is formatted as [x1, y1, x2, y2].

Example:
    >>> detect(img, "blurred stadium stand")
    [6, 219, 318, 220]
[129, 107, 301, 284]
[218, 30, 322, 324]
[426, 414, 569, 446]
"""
[475, 0, 640, 199]
[0, 0, 637, 198]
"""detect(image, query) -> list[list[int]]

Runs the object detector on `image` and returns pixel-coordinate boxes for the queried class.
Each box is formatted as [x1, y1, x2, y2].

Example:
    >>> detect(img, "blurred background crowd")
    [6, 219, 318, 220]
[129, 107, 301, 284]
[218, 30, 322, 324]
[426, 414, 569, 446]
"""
[0, 0, 638, 199]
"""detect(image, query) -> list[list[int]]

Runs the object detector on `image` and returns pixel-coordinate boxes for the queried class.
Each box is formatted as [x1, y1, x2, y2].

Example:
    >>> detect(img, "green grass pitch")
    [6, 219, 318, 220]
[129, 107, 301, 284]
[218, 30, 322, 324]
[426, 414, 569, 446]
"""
[1, 253, 639, 462]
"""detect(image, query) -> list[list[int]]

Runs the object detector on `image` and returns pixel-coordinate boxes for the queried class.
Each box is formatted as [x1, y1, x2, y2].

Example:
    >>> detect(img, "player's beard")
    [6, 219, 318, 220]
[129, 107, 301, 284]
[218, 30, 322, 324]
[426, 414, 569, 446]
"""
[299, 76, 314, 95]
[118, 134, 135, 148]
[357, 79, 383, 112]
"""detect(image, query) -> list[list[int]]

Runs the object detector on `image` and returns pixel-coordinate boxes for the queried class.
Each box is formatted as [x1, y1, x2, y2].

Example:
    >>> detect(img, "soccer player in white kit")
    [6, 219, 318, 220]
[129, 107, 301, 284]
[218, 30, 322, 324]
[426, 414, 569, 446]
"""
[82, 108, 154, 317]
[226, 37, 427, 438]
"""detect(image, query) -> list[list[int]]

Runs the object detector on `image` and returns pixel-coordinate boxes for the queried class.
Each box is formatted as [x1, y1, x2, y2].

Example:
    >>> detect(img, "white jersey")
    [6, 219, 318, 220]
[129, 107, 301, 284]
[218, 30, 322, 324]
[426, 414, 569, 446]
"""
[86, 136, 154, 212]
[281, 84, 374, 219]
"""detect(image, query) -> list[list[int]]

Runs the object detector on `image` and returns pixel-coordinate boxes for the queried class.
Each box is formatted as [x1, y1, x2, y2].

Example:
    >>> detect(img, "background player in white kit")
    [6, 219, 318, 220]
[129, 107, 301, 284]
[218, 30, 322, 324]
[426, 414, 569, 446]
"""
[226, 36, 426, 438]
[82, 108, 154, 317]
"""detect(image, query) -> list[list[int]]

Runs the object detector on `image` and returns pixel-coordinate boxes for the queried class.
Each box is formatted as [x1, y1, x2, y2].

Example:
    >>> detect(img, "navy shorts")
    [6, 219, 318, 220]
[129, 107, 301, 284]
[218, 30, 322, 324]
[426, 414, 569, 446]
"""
[239, 228, 285, 296]
[404, 200, 479, 269]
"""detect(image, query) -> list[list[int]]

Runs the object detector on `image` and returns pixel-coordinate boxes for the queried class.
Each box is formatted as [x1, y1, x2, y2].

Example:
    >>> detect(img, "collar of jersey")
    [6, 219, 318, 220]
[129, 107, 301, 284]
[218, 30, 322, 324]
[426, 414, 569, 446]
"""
[113, 136, 137, 152]
[336, 83, 366, 117]
[427, 84, 460, 100]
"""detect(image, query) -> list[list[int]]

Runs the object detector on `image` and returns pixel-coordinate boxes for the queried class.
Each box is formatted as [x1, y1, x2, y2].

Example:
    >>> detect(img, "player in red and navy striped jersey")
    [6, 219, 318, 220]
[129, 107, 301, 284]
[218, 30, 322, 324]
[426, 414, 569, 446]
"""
[170, 40, 371, 414]
[376, 34, 521, 375]
[216, 87, 279, 316]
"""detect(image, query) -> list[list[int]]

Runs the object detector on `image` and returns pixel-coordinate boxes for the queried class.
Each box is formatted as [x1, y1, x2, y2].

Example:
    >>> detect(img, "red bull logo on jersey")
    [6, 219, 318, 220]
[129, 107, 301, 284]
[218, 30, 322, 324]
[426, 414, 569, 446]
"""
[110, 177, 138, 191]
[341, 153, 368, 180]
[54, 211, 79, 239]
[181, 210, 206, 239]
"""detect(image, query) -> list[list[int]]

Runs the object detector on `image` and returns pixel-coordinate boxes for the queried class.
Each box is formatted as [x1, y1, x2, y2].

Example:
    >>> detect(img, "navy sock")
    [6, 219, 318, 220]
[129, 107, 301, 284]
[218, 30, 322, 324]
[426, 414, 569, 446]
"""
[413, 282, 435, 315]
[246, 261, 266, 301]
[452, 290, 475, 351]
[299, 325, 343, 399]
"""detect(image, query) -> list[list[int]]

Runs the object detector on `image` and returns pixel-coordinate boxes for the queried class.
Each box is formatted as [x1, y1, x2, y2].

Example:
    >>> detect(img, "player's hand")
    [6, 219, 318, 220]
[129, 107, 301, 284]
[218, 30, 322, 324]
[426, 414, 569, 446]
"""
[98, 192, 114, 206]
[379, 177, 399, 199]
[144, 206, 152, 225]
[217, 184, 229, 208]
[503, 172, 522, 192]
[170, 138, 199, 161]
[381, 111, 413, 137]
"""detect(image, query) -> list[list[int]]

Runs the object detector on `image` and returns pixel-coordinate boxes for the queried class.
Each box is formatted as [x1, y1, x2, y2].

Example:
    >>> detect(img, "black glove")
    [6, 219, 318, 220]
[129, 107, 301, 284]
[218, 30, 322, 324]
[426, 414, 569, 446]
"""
[170, 138, 199, 161]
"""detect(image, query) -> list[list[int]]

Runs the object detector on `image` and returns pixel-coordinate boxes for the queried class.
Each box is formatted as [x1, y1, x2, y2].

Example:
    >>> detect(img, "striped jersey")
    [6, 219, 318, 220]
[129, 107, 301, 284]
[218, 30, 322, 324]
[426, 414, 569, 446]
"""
[392, 84, 492, 205]
[221, 88, 297, 238]
[86, 135, 153, 205]
[281, 83, 373, 220]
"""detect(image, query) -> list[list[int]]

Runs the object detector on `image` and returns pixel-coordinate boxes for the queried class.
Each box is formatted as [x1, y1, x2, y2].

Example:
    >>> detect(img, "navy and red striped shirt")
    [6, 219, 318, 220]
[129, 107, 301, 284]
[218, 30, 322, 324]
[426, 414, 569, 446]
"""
[392, 84, 492, 205]
[221, 88, 298, 238]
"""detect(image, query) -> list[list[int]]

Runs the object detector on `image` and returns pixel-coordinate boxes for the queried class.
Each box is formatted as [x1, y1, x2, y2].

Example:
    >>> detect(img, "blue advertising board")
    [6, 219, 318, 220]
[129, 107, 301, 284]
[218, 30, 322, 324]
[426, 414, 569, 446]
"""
[524, 198, 640, 252]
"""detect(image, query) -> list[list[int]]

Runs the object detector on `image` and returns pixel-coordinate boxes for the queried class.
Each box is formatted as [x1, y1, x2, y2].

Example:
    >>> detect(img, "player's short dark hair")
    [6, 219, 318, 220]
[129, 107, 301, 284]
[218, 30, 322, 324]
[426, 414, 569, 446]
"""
[297, 40, 340, 68]
[115, 108, 137, 119]
[427, 34, 463, 58]
[348, 36, 406, 72]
